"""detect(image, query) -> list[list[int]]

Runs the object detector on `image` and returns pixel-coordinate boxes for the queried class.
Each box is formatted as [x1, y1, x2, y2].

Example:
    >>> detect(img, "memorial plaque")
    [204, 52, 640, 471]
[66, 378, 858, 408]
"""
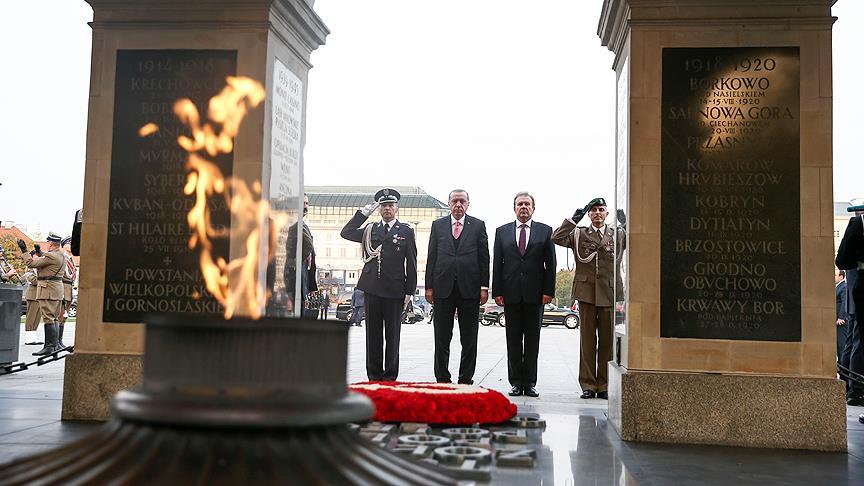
[103, 50, 237, 322]
[660, 47, 801, 341]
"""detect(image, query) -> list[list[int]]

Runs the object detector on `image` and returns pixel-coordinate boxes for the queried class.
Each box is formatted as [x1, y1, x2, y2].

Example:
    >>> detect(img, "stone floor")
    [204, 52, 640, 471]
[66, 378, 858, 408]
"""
[1, 320, 863, 484]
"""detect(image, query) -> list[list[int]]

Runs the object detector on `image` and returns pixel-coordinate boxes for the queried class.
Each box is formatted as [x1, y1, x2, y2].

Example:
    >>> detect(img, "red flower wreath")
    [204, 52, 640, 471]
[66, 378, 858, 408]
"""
[349, 382, 517, 425]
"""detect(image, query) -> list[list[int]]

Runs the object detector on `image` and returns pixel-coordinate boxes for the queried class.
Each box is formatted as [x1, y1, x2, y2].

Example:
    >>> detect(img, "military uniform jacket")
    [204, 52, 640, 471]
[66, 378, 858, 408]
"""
[341, 211, 418, 299]
[24, 249, 65, 301]
[24, 272, 38, 301]
[552, 218, 625, 307]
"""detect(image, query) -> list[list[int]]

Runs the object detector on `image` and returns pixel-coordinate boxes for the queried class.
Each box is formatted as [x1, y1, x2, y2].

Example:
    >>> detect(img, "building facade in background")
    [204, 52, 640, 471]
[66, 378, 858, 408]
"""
[305, 186, 449, 299]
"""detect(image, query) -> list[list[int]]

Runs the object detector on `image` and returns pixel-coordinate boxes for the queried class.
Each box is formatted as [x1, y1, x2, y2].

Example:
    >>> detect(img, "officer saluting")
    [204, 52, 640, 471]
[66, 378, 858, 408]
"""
[552, 198, 625, 400]
[18, 232, 67, 356]
[341, 188, 418, 381]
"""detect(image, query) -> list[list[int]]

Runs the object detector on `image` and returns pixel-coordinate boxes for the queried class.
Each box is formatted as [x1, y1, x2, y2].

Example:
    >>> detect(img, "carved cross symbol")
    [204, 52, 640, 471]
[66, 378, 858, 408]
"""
[163, 256, 172, 266]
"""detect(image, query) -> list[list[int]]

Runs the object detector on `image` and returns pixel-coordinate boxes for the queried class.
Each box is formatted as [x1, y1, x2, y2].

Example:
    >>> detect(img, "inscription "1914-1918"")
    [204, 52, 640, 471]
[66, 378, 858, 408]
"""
[103, 50, 237, 323]
[660, 47, 801, 341]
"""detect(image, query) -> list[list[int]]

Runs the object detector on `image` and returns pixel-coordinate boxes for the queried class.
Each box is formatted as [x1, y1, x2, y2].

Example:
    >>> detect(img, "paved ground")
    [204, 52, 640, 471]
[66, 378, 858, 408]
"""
[2, 320, 864, 484]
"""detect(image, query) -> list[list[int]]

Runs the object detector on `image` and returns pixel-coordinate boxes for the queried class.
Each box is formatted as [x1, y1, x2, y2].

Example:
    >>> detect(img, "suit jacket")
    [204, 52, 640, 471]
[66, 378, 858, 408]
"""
[284, 220, 318, 293]
[491, 221, 556, 305]
[837, 280, 849, 321]
[552, 219, 625, 307]
[837, 215, 863, 316]
[425, 215, 490, 300]
[24, 249, 65, 301]
[341, 212, 418, 299]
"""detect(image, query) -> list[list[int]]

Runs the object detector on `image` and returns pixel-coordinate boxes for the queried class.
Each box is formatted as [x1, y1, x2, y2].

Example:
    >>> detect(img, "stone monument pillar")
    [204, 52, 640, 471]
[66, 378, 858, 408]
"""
[598, 0, 845, 450]
[63, 0, 328, 420]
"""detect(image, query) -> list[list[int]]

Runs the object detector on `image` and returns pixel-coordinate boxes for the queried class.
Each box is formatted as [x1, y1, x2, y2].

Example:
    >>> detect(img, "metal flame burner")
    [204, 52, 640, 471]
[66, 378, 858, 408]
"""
[0, 316, 461, 484]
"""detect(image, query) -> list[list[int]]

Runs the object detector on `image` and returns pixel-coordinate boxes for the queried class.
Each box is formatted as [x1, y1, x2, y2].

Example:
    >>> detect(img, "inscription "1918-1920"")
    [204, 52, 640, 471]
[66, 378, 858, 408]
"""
[660, 47, 801, 341]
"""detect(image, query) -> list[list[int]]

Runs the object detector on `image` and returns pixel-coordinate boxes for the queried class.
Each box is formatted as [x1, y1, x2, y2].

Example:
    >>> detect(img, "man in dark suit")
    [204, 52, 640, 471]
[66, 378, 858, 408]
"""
[341, 188, 418, 381]
[837, 269, 850, 389]
[284, 194, 317, 315]
[492, 192, 556, 398]
[837, 205, 864, 405]
[425, 189, 490, 384]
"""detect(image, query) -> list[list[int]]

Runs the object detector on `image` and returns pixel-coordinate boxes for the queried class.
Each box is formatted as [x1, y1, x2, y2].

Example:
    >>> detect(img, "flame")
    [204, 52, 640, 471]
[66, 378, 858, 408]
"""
[141, 76, 276, 319]
[138, 123, 159, 137]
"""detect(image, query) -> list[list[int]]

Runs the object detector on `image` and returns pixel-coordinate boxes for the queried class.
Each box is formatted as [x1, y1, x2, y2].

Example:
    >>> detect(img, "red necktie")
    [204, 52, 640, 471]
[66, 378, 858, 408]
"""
[453, 221, 462, 239]
[518, 224, 527, 255]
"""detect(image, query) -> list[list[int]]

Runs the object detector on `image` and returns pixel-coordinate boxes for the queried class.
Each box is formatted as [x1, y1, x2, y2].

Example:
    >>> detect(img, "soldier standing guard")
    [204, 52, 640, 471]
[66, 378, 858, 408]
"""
[23, 270, 42, 345]
[341, 188, 418, 381]
[58, 236, 77, 349]
[18, 232, 67, 356]
[552, 198, 625, 400]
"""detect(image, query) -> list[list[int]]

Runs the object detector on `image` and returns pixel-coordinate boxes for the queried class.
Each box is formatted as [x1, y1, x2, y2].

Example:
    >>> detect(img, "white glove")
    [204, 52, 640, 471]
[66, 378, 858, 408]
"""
[360, 202, 380, 217]
[404, 295, 412, 309]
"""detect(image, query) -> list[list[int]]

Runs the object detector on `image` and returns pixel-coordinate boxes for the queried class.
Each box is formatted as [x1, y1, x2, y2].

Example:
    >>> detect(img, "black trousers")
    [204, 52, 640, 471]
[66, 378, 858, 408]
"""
[364, 293, 402, 381]
[504, 302, 542, 387]
[433, 285, 479, 383]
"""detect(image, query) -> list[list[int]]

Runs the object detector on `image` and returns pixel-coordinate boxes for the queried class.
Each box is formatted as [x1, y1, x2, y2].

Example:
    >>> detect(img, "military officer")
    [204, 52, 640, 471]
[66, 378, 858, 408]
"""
[58, 236, 77, 349]
[552, 198, 625, 400]
[341, 188, 418, 381]
[18, 232, 67, 356]
[23, 270, 42, 345]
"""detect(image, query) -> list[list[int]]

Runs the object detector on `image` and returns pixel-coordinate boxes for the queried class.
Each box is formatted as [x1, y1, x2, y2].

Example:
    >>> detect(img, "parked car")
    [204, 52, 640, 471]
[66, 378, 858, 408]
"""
[66, 295, 78, 318]
[335, 292, 354, 321]
[541, 303, 579, 329]
[482, 302, 580, 329]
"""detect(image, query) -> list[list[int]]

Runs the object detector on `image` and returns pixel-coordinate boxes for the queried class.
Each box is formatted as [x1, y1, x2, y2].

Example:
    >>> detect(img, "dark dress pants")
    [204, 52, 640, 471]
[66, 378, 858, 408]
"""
[364, 293, 402, 381]
[433, 285, 479, 383]
[578, 301, 613, 393]
[846, 269, 864, 398]
[504, 302, 542, 387]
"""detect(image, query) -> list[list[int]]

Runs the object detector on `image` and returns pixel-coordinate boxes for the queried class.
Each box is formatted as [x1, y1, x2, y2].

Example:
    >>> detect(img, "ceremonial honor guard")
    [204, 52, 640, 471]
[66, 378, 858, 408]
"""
[18, 232, 67, 356]
[59, 236, 77, 349]
[341, 188, 418, 381]
[23, 270, 42, 345]
[552, 198, 625, 399]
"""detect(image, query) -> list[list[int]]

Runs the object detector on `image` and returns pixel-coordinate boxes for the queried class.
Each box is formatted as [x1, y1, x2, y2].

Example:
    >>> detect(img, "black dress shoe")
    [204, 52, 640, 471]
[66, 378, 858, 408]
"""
[524, 386, 539, 397]
[580, 389, 596, 399]
[437, 379, 453, 384]
[458, 379, 473, 385]
[597, 391, 608, 400]
[508, 386, 523, 397]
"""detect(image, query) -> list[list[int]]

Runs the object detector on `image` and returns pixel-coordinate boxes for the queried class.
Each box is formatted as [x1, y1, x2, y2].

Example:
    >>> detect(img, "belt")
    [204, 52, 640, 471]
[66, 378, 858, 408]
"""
[62, 279, 74, 284]
[37, 276, 62, 281]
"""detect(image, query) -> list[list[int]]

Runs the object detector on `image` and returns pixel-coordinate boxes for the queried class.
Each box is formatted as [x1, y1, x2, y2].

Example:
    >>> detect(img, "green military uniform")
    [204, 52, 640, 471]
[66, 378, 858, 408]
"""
[552, 201, 625, 396]
[22, 234, 66, 355]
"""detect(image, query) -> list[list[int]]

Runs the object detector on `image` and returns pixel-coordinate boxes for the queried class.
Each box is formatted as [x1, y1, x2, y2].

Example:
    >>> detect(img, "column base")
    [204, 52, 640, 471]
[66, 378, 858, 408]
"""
[608, 362, 847, 451]
[62, 352, 142, 421]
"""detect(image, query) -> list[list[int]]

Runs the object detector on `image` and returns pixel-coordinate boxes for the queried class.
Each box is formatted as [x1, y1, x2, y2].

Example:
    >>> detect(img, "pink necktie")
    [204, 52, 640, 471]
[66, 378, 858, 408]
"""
[518, 224, 527, 255]
[453, 221, 462, 239]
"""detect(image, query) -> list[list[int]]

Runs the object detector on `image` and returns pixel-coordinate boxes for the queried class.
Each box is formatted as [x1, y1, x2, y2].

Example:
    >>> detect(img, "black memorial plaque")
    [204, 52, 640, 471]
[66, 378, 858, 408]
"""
[660, 47, 801, 341]
[103, 50, 237, 322]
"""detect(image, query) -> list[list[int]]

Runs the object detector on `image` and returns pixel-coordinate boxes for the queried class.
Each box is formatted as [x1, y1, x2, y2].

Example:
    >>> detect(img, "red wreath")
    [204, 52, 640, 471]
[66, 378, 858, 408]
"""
[349, 382, 517, 425]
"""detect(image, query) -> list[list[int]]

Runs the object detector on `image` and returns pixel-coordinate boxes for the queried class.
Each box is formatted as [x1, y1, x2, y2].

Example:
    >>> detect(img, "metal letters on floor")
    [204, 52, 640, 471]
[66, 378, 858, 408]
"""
[353, 414, 546, 481]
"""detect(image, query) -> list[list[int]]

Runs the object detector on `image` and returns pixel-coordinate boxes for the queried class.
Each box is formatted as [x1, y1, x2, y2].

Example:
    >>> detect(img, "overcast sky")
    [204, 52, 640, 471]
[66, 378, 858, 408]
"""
[1, 0, 861, 250]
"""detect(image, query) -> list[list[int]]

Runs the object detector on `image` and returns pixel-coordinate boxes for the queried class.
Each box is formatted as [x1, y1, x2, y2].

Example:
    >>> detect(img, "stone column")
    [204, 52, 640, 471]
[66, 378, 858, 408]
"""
[598, 0, 845, 451]
[63, 0, 328, 420]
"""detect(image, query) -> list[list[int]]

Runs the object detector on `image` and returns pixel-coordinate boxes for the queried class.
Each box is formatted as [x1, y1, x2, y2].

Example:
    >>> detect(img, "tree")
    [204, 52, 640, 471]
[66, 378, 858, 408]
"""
[555, 269, 574, 307]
